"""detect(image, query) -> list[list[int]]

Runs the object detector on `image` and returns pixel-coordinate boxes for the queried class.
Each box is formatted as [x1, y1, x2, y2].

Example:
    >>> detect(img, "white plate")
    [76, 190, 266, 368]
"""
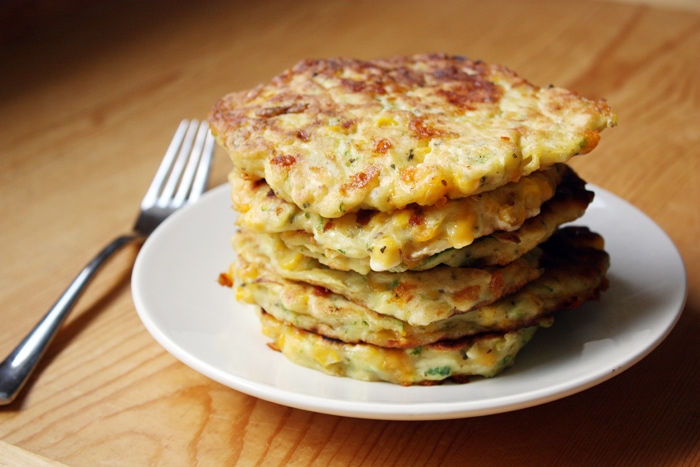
[132, 184, 687, 420]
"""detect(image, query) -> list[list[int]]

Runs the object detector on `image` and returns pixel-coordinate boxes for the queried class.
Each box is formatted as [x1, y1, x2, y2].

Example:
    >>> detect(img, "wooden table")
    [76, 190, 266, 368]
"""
[1, 0, 698, 464]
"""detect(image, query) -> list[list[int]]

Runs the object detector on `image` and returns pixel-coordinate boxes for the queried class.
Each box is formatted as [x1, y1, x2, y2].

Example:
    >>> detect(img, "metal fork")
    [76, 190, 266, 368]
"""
[0, 119, 215, 405]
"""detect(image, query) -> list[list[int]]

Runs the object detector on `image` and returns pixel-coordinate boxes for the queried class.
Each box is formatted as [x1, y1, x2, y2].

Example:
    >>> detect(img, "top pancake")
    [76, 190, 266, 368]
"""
[210, 53, 617, 217]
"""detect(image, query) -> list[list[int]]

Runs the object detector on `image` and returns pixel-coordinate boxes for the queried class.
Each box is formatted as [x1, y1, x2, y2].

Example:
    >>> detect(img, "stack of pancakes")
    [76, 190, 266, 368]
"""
[210, 54, 617, 385]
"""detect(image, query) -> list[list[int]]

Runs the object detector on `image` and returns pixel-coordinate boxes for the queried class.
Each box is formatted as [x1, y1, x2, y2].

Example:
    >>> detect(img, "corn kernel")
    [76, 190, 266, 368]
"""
[376, 116, 398, 127]
[447, 214, 476, 248]
[371, 236, 402, 270]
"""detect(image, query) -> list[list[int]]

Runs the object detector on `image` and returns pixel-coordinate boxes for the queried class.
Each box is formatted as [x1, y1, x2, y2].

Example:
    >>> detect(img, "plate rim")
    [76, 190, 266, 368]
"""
[132, 183, 687, 420]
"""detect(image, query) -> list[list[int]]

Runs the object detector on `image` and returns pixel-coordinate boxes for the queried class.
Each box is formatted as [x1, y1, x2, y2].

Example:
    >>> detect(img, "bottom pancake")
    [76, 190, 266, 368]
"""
[259, 309, 543, 385]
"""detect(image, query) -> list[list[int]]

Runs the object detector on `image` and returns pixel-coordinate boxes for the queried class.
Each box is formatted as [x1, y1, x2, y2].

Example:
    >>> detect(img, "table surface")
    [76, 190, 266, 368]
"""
[1, 0, 698, 465]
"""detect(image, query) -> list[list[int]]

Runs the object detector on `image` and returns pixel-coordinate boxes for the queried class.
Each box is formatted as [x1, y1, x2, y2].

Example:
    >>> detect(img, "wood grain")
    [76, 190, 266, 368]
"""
[1, 0, 698, 465]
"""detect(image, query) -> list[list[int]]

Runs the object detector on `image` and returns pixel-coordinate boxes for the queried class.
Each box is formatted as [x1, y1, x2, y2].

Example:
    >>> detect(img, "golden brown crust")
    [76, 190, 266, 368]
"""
[210, 53, 616, 217]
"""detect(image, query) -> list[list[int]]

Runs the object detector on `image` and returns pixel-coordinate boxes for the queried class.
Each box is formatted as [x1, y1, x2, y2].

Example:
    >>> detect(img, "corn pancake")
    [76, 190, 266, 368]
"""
[210, 54, 616, 217]
[274, 164, 592, 273]
[259, 309, 542, 385]
[233, 229, 544, 326]
[230, 227, 609, 347]
[230, 163, 568, 271]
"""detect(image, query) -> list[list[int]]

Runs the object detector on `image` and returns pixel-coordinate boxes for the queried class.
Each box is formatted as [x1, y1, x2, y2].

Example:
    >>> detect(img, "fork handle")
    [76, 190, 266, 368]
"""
[0, 234, 140, 405]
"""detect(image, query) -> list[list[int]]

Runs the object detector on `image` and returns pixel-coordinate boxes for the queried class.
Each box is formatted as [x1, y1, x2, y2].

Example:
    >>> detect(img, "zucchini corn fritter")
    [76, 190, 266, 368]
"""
[211, 53, 616, 385]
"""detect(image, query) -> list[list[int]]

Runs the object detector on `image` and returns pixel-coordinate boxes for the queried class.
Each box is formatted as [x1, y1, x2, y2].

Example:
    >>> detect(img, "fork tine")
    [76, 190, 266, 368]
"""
[157, 120, 199, 207]
[140, 119, 189, 209]
[173, 121, 212, 205]
[187, 127, 215, 204]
